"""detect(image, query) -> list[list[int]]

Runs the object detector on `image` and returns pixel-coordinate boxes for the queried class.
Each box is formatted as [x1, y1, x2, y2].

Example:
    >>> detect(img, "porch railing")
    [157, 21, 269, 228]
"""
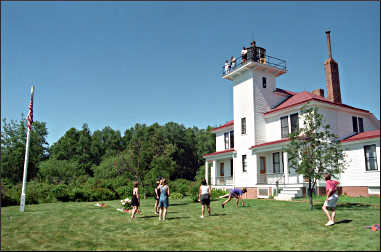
[258, 173, 285, 185]
[221, 53, 287, 76]
[215, 176, 233, 186]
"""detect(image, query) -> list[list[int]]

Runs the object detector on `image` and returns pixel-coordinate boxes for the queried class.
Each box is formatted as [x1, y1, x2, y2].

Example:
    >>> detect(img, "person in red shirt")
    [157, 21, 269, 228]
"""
[322, 173, 340, 226]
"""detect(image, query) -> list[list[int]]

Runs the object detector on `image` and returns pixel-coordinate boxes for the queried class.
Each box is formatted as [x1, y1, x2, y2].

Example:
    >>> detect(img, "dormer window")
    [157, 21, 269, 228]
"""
[352, 116, 364, 133]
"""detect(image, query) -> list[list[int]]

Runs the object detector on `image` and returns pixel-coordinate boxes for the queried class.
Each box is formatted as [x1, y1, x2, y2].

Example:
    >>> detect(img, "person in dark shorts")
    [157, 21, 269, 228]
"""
[131, 181, 140, 220]
[154, 179, 161, 215]
[198, 178, 211, 218]
[221, 187, 247, 208]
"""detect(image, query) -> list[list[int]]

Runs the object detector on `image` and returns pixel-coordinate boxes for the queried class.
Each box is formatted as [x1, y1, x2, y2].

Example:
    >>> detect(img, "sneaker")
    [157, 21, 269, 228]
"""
[325, 220, 334, 226]
[200, 216, 204, 218]
[221, 203, 224, 209]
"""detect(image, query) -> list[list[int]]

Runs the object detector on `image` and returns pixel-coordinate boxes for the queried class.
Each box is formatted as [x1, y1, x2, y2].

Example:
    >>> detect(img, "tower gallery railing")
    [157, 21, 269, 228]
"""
[222, 53, 287, 76]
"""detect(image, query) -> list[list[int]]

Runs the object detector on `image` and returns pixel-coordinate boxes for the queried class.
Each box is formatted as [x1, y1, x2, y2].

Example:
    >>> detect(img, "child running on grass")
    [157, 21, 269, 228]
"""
[221, 187, 247, 208]
[198, 178, 211, 218]
[130, 181, 140, 220]
[322, 173, 340, 226]
[158, 178, 170, 221]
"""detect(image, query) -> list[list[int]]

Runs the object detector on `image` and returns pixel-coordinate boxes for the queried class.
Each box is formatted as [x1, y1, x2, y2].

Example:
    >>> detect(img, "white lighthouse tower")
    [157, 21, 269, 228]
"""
[222, 44, 287, 188]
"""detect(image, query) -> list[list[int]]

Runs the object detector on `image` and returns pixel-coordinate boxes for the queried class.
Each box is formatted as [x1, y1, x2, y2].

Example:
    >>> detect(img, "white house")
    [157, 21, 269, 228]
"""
[203, 31, 380, 199]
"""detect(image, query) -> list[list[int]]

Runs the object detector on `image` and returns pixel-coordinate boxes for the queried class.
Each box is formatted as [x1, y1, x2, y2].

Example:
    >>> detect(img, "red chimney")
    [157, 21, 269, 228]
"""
[324, 31, 342, 104]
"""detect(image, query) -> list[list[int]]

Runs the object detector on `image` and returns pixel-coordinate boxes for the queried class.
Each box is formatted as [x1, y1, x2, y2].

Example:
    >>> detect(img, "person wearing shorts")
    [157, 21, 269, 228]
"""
[154, 179, 161, 215]
[322, 173, 340, 226]
[130, 181, 140, 220]
[158, 178, 170, 221]
[198, 178, 211, 218]
[221, 187, 247, 208]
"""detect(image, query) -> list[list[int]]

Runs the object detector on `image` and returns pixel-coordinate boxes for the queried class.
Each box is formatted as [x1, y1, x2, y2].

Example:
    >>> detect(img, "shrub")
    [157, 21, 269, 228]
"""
[190, 182, 200, 202]
[169, 179, 193, 195]
[52, 184, 71, 202]
[38, 159, 84, 184]
[211, 189, 228, 200]
[169, 192, 184, 200]
[70, 186, 91, 202]
[115, 185, 133, 199]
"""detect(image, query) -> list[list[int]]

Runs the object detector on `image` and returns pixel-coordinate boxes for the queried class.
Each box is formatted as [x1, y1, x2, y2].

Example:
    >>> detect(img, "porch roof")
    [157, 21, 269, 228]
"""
[203, 148, 235, 158]
[211, 120, 234, 133]
[341, 130, 380, 143]
[249, 138, 290, 151]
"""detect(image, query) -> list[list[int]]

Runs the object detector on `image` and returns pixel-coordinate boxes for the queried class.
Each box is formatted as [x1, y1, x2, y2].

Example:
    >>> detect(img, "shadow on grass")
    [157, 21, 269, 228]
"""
[312, 202, 372, 210]
[166, 216, 191, 220]
[171, 202, 191, 206]
[335, 219, 352, 224]
[210, 213, 227, 216]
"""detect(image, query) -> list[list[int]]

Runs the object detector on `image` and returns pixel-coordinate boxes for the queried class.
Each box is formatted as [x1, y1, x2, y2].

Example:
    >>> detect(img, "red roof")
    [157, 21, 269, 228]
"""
[249, 138, 290, 150]
[265, 91, 370, 115]
[341, 130, 380, 143]
[203, 149, 235, 157]
[211, 120, 234, 132]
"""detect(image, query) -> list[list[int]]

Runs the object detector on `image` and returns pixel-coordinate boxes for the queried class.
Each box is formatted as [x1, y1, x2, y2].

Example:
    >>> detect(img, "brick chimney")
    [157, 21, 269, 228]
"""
[324, 30, 342, 104]
[312, 88, 324, 97]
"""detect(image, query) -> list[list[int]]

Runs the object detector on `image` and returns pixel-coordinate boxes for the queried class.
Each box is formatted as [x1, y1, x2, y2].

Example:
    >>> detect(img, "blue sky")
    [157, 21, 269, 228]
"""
[1, 1, 380, 146]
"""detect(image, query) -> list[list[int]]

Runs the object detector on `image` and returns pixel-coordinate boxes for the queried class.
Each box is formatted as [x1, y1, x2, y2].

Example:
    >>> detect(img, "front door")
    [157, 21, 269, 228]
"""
[260, 157, 266, 174]
[220, 162, 224, 176]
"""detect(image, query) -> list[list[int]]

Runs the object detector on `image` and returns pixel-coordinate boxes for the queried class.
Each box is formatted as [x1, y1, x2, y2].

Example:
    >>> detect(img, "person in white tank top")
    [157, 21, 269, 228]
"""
[198, 178, 211, 218]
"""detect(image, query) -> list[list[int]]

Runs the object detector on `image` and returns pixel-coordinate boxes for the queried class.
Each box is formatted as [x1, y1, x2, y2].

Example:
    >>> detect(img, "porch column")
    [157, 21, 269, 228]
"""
[283, 152, 289, 184]
[205, 160, 209, 184]
[253, 153, 258, 185]
[212, 160, 217, 185]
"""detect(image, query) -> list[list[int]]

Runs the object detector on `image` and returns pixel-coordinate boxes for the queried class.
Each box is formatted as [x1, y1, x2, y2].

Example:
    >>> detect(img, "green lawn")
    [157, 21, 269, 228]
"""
[1, 196, 380, 251]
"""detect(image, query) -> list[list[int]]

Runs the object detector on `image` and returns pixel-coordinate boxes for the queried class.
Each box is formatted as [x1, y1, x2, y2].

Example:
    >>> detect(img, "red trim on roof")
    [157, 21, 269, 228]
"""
[341, 130, 380, 143]
[203, 149, 235, 157]
[249, 138, 290, 150]
[211, 120, 234, 132]
[264, 91, 370, 115]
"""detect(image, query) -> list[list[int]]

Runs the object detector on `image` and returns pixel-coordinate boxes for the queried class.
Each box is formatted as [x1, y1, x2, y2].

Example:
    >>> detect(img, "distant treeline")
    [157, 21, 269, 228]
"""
[1, 116, 216, 206]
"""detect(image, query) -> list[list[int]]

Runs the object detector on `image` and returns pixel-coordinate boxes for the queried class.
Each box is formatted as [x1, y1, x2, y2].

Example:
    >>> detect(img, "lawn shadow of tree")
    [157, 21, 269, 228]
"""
[171, 202, 191, 206]
[335, 219, 352, 224]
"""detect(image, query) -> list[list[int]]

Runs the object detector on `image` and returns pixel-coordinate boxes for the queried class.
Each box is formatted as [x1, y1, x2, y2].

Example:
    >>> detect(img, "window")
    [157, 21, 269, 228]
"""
[242, 155, 247, 172]
[241, 117, 246, 135]
[220, 162, 225, 176]
[262, 77, 267, 88]
[281, 116, 289, 138]
[224, 132, 229, 149]
[352, 116, 358, 133]
[358, 117, 364, 133]
[290, 113, 299, 134]
[230, 130, 234, 148]
[273, 152, 281, 173]
[281, 152, 284, 173]
[230, 159, 233, 176]
[364, 145, 378, 171]
[224, 131, 234, 149]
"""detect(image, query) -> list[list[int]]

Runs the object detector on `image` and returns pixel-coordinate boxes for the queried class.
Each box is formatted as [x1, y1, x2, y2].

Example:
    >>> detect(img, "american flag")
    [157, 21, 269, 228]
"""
[27, 94, 33, 131]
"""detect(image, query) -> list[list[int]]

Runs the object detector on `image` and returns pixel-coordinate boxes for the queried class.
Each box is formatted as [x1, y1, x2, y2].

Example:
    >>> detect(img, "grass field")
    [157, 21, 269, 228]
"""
[1, 196, 380, 251]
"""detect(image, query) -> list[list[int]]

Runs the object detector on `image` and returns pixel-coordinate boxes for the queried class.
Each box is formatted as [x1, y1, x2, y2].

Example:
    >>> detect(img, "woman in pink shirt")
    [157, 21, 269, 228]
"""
[322, 173, 340, 226]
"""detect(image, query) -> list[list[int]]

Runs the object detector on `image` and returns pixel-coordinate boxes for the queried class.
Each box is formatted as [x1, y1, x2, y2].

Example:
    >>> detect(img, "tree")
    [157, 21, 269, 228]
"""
[1, 116, 49, 183]
[284, 104, 347, 210]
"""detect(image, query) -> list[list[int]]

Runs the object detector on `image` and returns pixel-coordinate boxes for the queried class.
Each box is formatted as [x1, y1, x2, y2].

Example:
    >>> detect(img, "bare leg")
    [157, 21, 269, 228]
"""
[207, 204, 211, 216]
[235, 198, 239, 208]
[223, 195, 232, 206]
[322, 205, 331, 222]
[201, 204, 205, 217]
[131, 206, 137, 219]
[159, 207, 163, 220]
[163, 207, 167, 220]
[154, 200, 158, 214]
[331, 209, 336, 223]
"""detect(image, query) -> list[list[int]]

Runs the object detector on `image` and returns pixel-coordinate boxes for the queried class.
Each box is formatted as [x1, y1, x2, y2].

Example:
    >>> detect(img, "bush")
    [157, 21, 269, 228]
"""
[38, 159, 84, 184]
[190, 182, 200, 202]
[52, 184, 71, 202]
[115, 185, 133, 199]
[169, 192, 184, 200]
[211, 189, 228, 200]
[169, 179, 193, 195]
[88, 187, 116, 202]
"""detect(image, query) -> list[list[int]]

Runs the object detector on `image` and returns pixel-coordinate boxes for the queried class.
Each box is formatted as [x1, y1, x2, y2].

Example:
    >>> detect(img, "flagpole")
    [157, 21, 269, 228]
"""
[20, 85, 35, 212]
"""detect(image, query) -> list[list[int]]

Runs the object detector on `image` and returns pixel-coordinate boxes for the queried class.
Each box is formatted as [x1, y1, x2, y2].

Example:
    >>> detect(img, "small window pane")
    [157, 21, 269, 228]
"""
[230, 130, 234, 148]
[241, 118, 246, 135]
[262, 77, 267, 88]
[281, 116, 289, 138]
[242, 155, 247, 172]
[364, 145, 378, 171]
[358, 118, 364, 133]
[290, 113, 299, 133]
[224, 132, 229, 150]
[352, 116, 358, 133]
[273, 152, 281, 173]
